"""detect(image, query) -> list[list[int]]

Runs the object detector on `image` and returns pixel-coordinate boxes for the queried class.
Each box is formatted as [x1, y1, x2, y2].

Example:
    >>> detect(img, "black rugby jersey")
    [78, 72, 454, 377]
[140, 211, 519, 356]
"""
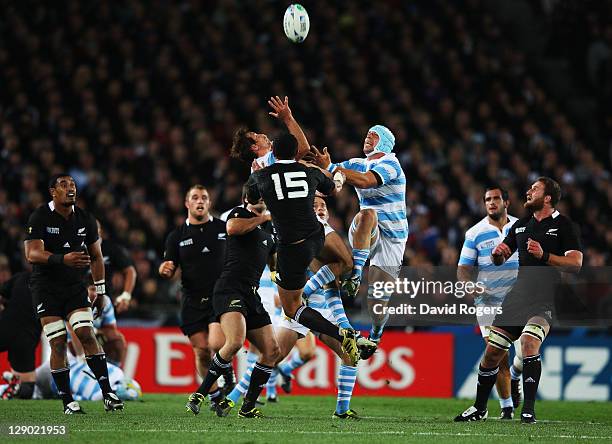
[220, 206, 276, 286]
[246, 161, 334, 244]
[163, 217, 226, 304]
[101, 239, 134, 296]
[0, 272, 41, 336]
[503, 210, 581, 266]
[25, 202, 98, 286]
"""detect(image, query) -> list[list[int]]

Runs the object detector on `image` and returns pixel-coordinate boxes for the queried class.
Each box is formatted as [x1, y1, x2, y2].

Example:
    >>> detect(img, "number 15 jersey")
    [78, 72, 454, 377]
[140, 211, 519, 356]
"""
[246, 160, 335, 244]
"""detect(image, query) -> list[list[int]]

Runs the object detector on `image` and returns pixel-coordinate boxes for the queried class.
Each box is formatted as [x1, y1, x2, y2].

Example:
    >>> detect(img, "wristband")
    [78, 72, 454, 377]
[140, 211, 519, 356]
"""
[94, 280, 106, 296]
[116, 291, 132, 303]
[541, 251, 550, 263]
[48, 254, 64, 265]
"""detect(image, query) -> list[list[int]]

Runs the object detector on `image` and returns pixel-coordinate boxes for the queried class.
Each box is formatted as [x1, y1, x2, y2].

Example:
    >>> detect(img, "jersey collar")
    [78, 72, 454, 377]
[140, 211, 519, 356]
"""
[532, 209, 560, 222]
[48, 201, 75, 213]
[276, 159, 296, 164]
[186, 215, 213, 225]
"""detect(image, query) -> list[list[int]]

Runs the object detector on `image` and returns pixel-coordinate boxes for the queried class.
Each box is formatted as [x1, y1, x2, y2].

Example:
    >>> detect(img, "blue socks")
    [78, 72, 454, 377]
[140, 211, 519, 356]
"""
[324, 288, 353, 329]
[352, 249, 369, 279]
[303, 265, 336, 297]
[336, 365, 358, 414]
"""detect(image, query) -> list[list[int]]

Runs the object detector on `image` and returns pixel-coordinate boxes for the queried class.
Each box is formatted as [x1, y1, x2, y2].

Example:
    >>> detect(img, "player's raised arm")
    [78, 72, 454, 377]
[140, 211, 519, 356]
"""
[268, 96, 310, 160]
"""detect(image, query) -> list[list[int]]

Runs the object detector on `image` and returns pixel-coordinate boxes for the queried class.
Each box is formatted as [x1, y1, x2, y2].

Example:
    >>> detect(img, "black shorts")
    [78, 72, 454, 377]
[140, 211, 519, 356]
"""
[30, 281, 90, 319]
[492, 289, 553, 339]
[213, 278, 271, 331]
[276, 225, 325, 291]
[0, 318, 40, 372]
[180, 296, 217, 337]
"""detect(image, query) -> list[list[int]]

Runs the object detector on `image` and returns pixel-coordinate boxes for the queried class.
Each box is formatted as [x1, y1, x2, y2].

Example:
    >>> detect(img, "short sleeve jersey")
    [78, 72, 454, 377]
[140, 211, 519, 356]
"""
[163, 217, 226, 303]
[25, 202, 98, 287]
[501, 210, 582, 282]
[246, 161, 334, 244]
[220, 206, 276, 286]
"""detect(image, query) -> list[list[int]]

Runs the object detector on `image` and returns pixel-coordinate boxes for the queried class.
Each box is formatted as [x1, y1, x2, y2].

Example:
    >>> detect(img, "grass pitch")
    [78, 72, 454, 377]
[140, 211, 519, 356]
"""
[1, 395, 611, 443]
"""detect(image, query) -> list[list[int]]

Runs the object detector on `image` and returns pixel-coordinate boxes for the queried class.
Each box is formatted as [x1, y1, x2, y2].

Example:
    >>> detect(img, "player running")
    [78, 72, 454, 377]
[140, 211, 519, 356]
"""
[186, 197, 280, 419]
[455, 177, 583, 423]
[310, 125, 408, 355]
[457, 186, 521, 418]
[229, 196, 359, 417]
[245, 133, 373, 365]
[160, 185, 230, 405]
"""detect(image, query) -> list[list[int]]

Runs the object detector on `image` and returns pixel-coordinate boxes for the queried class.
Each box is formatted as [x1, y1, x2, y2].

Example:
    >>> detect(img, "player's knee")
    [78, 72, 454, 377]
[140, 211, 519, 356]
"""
[520, 323, 546, 356]
[74, 327, 98, 347]
[299, 348, 315, 362]
[262, 343, 281, 365]
[193, 346, 212, 365]
[49, 337, 68, 357]
[358, 209, 377, 227]
[482, 344, 506, 367]
[520, 335, 541, 356]
[223, 338, 243, 357]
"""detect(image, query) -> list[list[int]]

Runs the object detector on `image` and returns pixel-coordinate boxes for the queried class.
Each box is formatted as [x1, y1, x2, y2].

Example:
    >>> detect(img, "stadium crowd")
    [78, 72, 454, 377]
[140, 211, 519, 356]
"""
[0, 0, 610, 317]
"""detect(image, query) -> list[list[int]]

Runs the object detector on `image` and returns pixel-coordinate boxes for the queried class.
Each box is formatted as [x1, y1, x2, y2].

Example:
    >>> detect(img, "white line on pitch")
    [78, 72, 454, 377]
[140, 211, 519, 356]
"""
[73, 429, 612, 439]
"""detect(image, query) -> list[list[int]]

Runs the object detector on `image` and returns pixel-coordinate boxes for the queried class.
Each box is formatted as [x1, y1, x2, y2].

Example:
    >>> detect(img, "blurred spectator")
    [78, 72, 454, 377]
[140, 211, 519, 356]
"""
[0, 0, 609, 320]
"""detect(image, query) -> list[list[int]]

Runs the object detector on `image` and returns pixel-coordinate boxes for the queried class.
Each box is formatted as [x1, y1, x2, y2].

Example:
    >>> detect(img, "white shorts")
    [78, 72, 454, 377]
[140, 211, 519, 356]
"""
[277, 307, 336, 337]
[476, 305, 500, 338]
[317, 217, 334, 237]
[259, 289, 281, 326]
[349, 218, 406, 279]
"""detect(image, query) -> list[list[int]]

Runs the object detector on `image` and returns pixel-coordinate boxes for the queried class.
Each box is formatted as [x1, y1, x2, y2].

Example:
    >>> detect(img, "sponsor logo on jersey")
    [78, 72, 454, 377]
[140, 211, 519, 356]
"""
[229, 299, 242, 308]
[218, 233, 226, 240]
[46, 227, 60, 234]
[179, 238, 194, 247]
[63, 242, 70, 248]
[262, 239, 268, 246]
[77, 227, 86, 236]
[202, 247, 210, 253]
[546, 228, 558, 236]
[515, 227, 526, 233]
[37, 303, 45, 313]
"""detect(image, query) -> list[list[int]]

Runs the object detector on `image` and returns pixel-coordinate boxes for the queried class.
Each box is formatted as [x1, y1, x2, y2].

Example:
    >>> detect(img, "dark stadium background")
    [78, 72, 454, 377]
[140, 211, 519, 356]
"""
[0, 0, 610, 340]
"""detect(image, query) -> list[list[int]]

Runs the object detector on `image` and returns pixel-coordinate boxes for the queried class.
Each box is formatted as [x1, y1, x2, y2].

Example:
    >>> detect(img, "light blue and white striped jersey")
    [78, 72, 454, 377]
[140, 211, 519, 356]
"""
[304, 269, 328, 310]
[52, 358, 124, 401]
[259, 264, 279, 316]
[93, 295, 116, 330]
[254, 151, 276, 171]
[458, 216, 519, 305]
[331, 153, 408, 242]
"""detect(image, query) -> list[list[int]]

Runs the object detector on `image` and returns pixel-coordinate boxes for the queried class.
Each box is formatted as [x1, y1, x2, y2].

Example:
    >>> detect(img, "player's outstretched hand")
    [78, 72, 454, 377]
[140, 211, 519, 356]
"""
[63, 251, 91, 268]
[310, 145, 331, 169]
[92, 294, 106, 319]
[268, 96, 292, 122]
[159, 260, 176, 278]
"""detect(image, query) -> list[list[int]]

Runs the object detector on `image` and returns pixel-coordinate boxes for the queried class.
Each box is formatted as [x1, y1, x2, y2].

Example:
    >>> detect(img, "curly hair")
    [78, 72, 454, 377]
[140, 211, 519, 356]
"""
[230, 127, 257, 163]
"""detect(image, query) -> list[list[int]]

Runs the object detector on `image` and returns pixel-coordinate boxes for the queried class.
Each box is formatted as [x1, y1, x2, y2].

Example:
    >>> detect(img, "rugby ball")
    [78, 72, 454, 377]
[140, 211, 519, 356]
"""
[284, 4, 310, 43]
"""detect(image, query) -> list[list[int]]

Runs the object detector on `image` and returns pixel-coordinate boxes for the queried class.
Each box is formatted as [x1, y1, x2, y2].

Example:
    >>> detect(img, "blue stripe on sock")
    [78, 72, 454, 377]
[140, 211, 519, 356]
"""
[336, 365, 357, 414]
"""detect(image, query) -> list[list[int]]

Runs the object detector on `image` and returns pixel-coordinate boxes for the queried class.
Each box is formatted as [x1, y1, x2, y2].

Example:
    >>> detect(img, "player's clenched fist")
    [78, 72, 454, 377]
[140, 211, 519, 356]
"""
[158, 260, 176, 278]
[491, 243, 512, 265]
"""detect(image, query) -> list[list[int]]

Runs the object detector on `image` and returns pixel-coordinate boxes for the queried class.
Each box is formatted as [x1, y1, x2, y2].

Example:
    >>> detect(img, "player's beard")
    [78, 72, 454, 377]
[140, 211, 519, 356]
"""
[488, 208, 505, 221]
[524, 195, 544, 211]
[192, 211, 205, 221]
